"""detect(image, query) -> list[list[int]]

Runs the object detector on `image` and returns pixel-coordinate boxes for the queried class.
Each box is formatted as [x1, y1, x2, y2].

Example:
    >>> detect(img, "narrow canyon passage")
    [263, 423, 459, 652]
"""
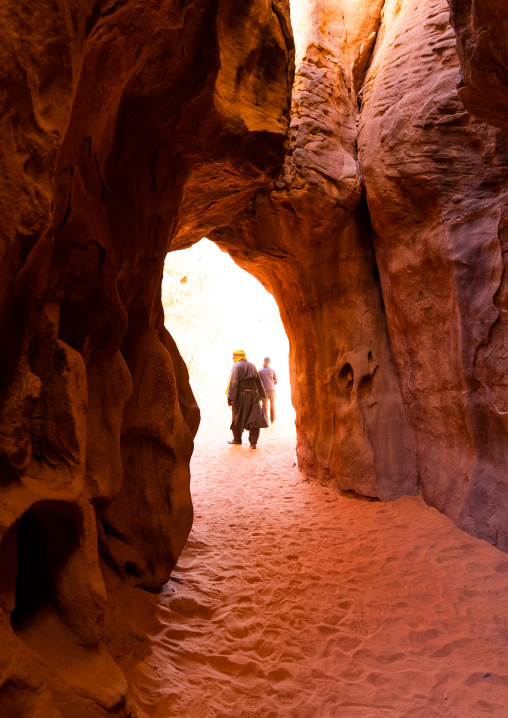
[122, 376, 508, 718]
[3, 1, 508, 715]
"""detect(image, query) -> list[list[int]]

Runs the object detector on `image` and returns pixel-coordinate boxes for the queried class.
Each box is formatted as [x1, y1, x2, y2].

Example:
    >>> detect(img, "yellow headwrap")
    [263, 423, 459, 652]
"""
[226, 350, 247, 394]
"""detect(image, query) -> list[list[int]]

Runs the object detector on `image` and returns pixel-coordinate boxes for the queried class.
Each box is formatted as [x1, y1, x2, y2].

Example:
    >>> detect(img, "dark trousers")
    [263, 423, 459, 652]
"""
[262, 390, 276, 423]
[233, 427, 260, 446]
[230, 389, 265, 446]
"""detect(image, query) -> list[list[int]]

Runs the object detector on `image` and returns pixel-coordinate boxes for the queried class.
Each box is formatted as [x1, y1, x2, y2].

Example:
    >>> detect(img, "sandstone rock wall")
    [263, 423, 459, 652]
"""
[358, 0, 508, 547]
[2, 0, 508, 714]
[212, 0, 419, 501]
[447, 0, 508, 129]
[213, 0, 508, 550]
[0, 0, 293, 714]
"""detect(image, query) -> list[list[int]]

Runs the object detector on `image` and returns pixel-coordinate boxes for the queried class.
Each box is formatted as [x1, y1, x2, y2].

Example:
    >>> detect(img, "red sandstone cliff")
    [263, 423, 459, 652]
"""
[448, 0, 508, 129]
[213, 0, 508, 548]
[359, 0, 508, 548]
[212, 0, 418, 502]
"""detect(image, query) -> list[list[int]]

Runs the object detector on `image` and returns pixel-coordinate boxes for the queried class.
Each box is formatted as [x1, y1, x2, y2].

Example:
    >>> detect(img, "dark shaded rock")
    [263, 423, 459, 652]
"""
[448, 0, 508, 128]
[0, 0, 293, 713]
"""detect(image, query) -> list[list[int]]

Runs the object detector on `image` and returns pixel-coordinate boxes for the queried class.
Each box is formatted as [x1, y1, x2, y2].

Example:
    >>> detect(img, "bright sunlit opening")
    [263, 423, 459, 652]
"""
[162, 238, 293, 422]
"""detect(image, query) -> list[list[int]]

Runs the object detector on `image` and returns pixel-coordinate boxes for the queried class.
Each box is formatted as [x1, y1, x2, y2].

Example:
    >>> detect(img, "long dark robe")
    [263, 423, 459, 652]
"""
[227, 360, 268, 436]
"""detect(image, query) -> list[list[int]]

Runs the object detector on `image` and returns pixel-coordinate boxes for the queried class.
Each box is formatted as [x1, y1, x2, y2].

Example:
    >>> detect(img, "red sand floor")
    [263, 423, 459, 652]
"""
[124, 375, 508, 717]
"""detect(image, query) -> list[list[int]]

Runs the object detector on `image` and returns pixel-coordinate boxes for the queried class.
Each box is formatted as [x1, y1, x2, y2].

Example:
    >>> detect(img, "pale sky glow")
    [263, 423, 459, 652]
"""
[290, 0, 313, 65]
[162, 239, 291, 395]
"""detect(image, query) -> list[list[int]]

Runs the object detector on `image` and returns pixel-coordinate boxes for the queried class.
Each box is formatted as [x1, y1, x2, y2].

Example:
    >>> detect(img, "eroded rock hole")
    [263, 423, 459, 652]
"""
[0, 455, 18, 485]
[101, 516, 123, 540]
[338, 363, 354, 403]
[100, 517, 143, 578]
[358, 366, 377, 403]
[10, 507, 79, 633]
[124, 561, 142, 578]
[11, 512, 52, 630]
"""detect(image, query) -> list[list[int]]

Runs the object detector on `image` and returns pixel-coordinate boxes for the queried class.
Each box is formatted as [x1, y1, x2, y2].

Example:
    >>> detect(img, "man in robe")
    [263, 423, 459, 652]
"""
[259, 356, 278, 425]
[227, 349, 268, 448]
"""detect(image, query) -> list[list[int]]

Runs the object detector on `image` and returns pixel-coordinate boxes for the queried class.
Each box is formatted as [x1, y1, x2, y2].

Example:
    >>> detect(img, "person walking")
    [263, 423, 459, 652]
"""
[259, 357, 278, 425]
[226, 349, 268, 448]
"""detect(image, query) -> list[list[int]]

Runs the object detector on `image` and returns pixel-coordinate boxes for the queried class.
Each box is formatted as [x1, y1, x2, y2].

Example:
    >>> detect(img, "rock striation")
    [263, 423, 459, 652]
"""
[359, 0, 508, 547]
[1, 0, 508, 714]
[212, 0, 419, 502]
[447, 0, 508, 129]
[214, 0, 508, 549]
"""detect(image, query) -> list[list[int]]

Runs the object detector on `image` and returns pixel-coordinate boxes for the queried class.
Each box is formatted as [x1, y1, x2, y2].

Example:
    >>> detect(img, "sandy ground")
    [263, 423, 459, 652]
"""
[125, 375, 508, 718]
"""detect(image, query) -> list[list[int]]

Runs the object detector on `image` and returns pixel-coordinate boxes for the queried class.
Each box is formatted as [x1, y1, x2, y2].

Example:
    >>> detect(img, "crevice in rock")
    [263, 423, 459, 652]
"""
[337, 488, 381, 502]
[10, 510, 57, 632]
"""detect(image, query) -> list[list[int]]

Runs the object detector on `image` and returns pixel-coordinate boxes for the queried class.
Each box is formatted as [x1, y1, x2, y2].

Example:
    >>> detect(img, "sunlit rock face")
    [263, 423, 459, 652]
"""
[213, 0, 508, 548]
[447, 0, 508, 129]
[212, 0, 419, 501]
[0, 0, 293, 713]
[359, 0, 508, 547]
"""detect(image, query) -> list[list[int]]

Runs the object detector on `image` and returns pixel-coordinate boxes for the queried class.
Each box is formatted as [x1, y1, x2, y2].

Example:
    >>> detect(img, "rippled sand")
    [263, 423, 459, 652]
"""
[121, 374, 508, 717]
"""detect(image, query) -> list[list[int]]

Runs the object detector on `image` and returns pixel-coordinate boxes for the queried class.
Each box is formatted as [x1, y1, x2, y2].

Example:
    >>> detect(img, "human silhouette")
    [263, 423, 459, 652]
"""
[226, 350, 268, 448]
[259, 356, 278, 425]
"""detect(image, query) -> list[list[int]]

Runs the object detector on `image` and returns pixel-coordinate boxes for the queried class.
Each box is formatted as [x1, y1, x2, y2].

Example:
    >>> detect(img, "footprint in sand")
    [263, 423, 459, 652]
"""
[125, 375, 508, 718]
[267, 586, 302, 609]
[230, 605, 255, 621]
[408, 580, 435, 601]
[220, 687, 244, 705]
[169, 597, 212, 619]
[431, 637, 475, 658]
[227, 624, 251, 640]
[290, 634, 318, 658]
[335, 634, 363, 652]
[466, 561, 484, 574]
[253, 638, 276, 659]
[180, 698, 210, 718]
[348, 613, 382, 637]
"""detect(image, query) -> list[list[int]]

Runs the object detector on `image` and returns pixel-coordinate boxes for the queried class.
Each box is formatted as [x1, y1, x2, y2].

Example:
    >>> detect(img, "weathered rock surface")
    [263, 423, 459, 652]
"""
[212, 0, 419, 501]
[0, 0, 293, 714]
[214, 0, 508, 548]
[359, 0, 508, 548]
[447, 0, 508, 128]
[2, 0, 508, 714]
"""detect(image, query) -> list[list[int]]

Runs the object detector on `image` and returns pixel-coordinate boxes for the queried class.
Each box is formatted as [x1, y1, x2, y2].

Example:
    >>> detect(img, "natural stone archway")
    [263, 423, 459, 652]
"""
[1, 0, 508, 715]
[211, 0, 418, 502]
[212, 0, 508, 544]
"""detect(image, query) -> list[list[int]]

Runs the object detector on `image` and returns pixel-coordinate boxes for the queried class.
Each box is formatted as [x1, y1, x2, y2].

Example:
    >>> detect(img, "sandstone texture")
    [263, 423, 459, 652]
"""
[213, 0, 418, 502]
[213, 0, 508, 546]
[0, 0, 293, 714]
[358, 0, 508, 547]
[448, 0, 508, 128]
[2, 0, 508, 715]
